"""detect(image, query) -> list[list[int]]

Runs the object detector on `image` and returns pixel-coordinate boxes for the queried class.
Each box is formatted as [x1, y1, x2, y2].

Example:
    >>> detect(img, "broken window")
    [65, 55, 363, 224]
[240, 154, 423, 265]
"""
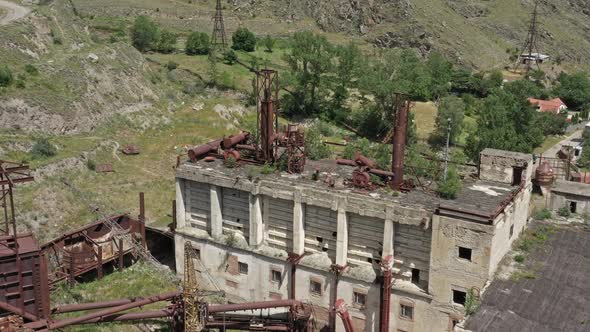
[512, 167, 524, 186]
[570, 201, 577, 213]
[453, 289, 467, 306]
[238, 262, 248, 275]
[411, 268, 420, 285]
[353, 290, 367, 307]
[400, 304, 414, 320]
[271, 268, 282, 283]
[458, 247, 472, 261]
[310, 279, 322, 296]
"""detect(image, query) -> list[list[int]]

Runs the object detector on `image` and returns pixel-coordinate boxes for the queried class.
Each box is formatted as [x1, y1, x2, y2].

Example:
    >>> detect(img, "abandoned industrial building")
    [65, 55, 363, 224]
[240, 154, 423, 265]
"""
[174, 113, 534, 332]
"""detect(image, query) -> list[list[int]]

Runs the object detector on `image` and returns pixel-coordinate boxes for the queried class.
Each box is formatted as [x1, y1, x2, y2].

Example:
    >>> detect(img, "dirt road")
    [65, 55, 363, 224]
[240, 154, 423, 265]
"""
[0, 0, 30, 26]
[543, 130, 583, 158]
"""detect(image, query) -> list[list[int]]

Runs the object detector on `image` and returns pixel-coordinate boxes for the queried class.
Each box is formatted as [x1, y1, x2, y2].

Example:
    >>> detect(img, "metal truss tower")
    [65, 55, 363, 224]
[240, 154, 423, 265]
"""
[211, 0, 227, 52]
[513, 0, 541, 75]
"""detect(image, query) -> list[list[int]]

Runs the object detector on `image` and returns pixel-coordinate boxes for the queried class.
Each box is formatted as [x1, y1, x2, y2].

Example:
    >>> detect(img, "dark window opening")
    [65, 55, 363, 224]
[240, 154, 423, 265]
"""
[367, 258, 373, 263]
[332, 231, 337, 237]
[509, 225, 514, 238]
[453, 290, 467, 306]
[411, 269, 420, 285]
[400, 304, 414, 320]
[310, 280, 322, 295]
[238, 262, 248, 275]
[322, 247, 329, 252]
[271, 269, 281, 283]
[316, 237, 323, 243]
[570, 201, 577, 213]
[353, 291, 367, 306]
[458, 247, 472, 261]
[378, 250, 383, 256]
[512, 167, 524, 186]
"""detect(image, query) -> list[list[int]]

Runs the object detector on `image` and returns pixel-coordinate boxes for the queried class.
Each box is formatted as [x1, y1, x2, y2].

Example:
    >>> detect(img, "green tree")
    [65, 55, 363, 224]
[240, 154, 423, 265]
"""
[533, 112, 567, 136]
[231, 27, 256, 52]
[427, 53, 453, 100]
[224, 49, 238, 65]
[282, 31, 333, 116]
[185, 32, 210, 55]
[330, 42, 362, 120]
[430, 96, 465, 147]
[262, 35, 275, 52]
[156, 29, 177, 53]
[207, 50, 219, 87]
[436, 166, 462, 199]
[0, 66, 14, 87]
[553, 72, 590, 110]
[130, 16, 159, 52]
[305, 123, 332, 160]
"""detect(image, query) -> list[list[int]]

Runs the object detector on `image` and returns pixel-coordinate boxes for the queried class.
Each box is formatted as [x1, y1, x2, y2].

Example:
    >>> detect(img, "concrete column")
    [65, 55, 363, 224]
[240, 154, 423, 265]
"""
[210, 185, 223, 239]
[382, 219, 395, 259]
[175, 179, 186, 229]
[249, 194, 264, 247]
[335, 209, 348, 267]
[174, 233, 186, 279]
[292, 200, 305, 255]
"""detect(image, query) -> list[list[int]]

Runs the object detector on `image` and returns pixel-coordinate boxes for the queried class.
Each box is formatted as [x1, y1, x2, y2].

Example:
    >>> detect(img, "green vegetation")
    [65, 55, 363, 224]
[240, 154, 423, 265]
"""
[558, 206, 571, 217]
[305, 122, 332, 160]
[262, 35, 275, 52]
[0, 66, 13, 87]
[156, 29, 177, 54]
[86, 159, 96, 171]
[430, 96, 465, 147]
[514, 254, 525, 263]
[130, 16, 159, 52]
[224, 49, 238, 65]
[511, 269, 537, 281]
[232, 27, 257, 52]
[516, 225, 555, 253]
[24, 64, 39, 76]
[553, 72, 590, 111]
[534, 208, 552, 220]
[31, 137, 57, 159]
[185, 32, 210, 55]
[260, 163, 275, 174]
[436, 167, 462, 199]
[464, 288, 480, 315]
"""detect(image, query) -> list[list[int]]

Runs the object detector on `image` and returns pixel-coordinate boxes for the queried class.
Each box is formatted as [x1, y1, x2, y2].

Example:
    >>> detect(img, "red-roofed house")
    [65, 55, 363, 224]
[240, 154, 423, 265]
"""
[527, 97, 568, 114]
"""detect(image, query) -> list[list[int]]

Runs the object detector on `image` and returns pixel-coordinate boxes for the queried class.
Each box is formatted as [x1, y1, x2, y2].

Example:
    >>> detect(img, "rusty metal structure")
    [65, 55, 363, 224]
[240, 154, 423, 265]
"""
[211, 0, 227, 51]
[335, 299, 355, 332]
[391, 94, 411, 191]
[186, 70, 307, 174]
[379, 256, 394, 332]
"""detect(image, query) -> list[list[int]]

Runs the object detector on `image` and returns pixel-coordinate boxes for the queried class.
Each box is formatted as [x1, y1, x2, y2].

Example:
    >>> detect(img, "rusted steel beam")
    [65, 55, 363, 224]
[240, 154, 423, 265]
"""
[0, 300, 39, 322]
[392, 96, 409, 190]
[336, 159, 357, 167]
[205, 322, 289, 331]
[74, 309, 173, 324]
[235, 144, 257, 151]
[335, 299, 355, 332]
[118, 238, 124, 272]
[222, 132, 250, 150]
[369, 169, 395, 178]
[139, 192, 147, 249]
[380, 256, 393, 332]
[354, 153, 376, 168]
[52, 297, 165, 314]
[208, 300, 300, 313]
[45, 291, 180, 330]
[96, 246, 103, 280]
[188, 139, 222, 162]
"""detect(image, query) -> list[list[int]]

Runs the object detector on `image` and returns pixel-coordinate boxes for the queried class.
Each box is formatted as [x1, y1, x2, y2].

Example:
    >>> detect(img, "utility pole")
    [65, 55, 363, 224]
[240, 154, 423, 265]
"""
[513, 0, 541, 75]
[211, 0, 227, 52]
[443, 117, 452, 181]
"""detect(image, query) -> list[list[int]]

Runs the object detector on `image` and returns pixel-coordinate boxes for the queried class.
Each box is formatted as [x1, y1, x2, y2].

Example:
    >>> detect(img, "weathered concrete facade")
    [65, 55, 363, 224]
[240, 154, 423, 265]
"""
[548, 180, 590, 214]
[174, 149, 533, 331]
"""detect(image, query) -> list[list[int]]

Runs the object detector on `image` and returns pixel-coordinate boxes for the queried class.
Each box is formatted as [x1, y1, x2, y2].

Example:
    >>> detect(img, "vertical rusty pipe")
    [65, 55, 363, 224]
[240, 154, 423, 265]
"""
[118, 238, 124, 272]
[380, 256, 393, 332]
[139, 192, 147, 249]
[392, 96, 409, 190]
[69, 250, 75, 288]
[329, 268, 341, 332]
[289, 261, 296, 300]
[97, 245, 103, 280]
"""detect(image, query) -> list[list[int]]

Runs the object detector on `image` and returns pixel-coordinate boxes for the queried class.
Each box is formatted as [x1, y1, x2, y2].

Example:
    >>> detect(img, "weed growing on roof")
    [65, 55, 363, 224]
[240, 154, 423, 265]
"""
[464, 288, 480, 315]
[534, 208, 551, 220]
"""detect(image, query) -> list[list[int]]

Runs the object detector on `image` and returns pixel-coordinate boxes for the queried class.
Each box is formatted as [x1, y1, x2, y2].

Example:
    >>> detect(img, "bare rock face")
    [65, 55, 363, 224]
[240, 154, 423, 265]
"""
[373, 27, 433, 56]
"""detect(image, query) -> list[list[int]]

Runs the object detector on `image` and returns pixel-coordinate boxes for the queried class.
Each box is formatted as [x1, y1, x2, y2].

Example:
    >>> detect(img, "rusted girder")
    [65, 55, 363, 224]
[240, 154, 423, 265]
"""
[51, 297, 151, 314]
[208, 299, 301, 313]
[222, 132, 250, 150]
[380, 256, 394, 332]
[335, 299, 355, 332]
[392, 95, 410, 190]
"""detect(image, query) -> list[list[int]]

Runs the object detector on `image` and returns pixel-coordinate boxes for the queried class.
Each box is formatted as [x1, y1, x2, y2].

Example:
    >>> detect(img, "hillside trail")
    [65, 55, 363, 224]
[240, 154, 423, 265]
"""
[0, 0, 30, 26]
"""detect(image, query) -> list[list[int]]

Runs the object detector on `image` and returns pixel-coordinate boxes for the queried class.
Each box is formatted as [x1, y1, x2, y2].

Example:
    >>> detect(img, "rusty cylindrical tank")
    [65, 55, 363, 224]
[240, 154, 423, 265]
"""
[535, 161, 554, 186]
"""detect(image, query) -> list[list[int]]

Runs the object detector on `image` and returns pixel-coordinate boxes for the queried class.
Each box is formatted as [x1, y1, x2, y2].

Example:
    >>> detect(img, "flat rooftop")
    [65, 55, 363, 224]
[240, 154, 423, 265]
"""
[465, 223, 590, 332]
[552, 180, 590, 197]
[178, 158, 521, 221]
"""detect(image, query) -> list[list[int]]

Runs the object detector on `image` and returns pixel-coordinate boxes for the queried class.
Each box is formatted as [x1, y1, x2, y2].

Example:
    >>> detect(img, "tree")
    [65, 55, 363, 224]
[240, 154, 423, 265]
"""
[156, 29, 177, 53]
[436, 166, 462, 199]
[430, 96, 465, 147]
[553, 72, 590, 111]
[31, 138, 57, 159]
[185, 32, 210, 55]
[207, 50, 219, 87]
[282, 31, 333, 116]
[0, 66, 13, 87]
[330, 42, 362, 120]
[231, 27, 256, 52]
[533, 112, 567, 136]
[130, 16, 159, 52]
[427, 53, 453, 100]
[262, 35, 275, 52]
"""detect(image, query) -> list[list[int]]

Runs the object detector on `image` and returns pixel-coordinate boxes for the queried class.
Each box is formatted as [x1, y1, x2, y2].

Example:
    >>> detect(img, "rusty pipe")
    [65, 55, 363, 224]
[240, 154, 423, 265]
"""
[205, 322, 289, 331]
[222, 132, 250, 150]
[335, 299, 355, 332]
[72, 309, 174, 324]
[52, 298, 143, 314]
[208, 300, 301, 313]
[380, 256, 393, 332]
[188, 139, 222, 161]
[0, 300, 38, 322]
[336, 159, 357, 167]
[392, 97, 409, 190]
[46, 291, 180, 330]
[236, 144, 258, 151]
[354, 153, 376, 168]
[369, 169, 395, 178]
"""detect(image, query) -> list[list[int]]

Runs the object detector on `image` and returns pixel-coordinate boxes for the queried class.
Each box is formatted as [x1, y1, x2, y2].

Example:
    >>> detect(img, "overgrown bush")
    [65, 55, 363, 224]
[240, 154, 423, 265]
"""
[166, 61, 178, 71]
[185, 32, 210, 55]
[24, 64, 39, 76]
[130, 16, 159, 52]
[224, 49, 238, 65]
[262, 35, 275, 52]
[0, 66, 13, 87]
[260, 163, 275, 174]
[464, 288, 480, 315]
[231, 27, 256, 52]
[436, 167, 462, 199]
[305, 124, 332, 160]
[225, 155, 237, 168]
[31, 138, 57, 159]
[514, 254, 525, 263]
[156, 29, 177, 53]
[534, 208, 552, 220]
[86, 159, 96, 171]
[558, 206, 571, 217]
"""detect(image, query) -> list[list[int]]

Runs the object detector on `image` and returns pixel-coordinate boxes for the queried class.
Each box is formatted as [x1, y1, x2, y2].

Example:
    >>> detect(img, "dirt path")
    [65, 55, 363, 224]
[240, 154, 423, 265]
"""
[543, 130, 583, 158]
[0, 0, 31, 26]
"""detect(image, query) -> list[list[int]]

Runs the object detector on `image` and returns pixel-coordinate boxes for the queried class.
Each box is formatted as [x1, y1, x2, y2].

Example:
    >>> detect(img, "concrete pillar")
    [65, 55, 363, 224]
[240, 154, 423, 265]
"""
[175, 179, 186, 229]
[335, 209, 348, 267]
[382, 219, 395, 259]
[174, 233, 186, 279]
[210, 185, 223, 239]
[249, 194, 264, 247]
[292, 200, 305, 255]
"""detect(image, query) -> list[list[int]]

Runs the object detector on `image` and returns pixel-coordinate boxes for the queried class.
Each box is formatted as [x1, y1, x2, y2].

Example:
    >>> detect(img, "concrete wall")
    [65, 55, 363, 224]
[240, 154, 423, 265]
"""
[549, 192, 590, 214]
[479, 149, 533, 185]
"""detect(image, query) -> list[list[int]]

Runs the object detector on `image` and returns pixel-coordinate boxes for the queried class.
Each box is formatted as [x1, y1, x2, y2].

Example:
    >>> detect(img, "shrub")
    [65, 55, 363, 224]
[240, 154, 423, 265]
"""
[31, 138, 57, 159]
[86, 159, 96, 171]
[24, 64, 39, 76]
[185, 32, 210, 55]
[514, 254, 525, 263]
[262, 35, 275, 52]
[0, 66, 14, 87]
[436, 167, 462, 199]
[231, 27, 256, 52]
[224, 49, 238, 65]
[260, 163, 275, 174]
[156, 29, 177, 53]
[305, 124, 332, 160]
[464, 289, 480, 315]
[225, 155, 237, 168]
[534, 208, 552, 220]
[558, 206, 571, 217]
[130, 16, 159, 52]
[15, 79, 25, 89]
[166, 61, 178, 71]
